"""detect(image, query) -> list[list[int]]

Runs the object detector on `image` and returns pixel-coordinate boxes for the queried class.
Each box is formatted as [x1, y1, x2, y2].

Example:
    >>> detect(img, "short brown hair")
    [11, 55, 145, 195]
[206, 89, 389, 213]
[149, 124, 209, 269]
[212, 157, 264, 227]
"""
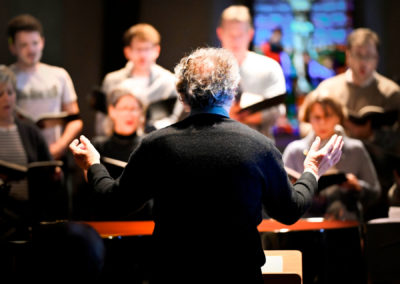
[7, 14, 44, 44]
[347, 28, 380, 50]
[299, 90, 346, 125]
[123, 23, 160, 47]
[219, 5, 253, 28]
[0, 65, 17, 90]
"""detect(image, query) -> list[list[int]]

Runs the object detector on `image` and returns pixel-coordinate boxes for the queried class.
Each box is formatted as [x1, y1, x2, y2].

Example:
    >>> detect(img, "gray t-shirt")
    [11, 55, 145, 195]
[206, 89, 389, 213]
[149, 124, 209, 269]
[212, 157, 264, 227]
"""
[10, 63, 78, 145]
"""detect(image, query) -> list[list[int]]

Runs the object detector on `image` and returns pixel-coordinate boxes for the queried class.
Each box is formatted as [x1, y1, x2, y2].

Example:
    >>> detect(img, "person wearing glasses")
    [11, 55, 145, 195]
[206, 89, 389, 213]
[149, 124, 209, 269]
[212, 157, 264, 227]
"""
[96, 23, 181, 135]
[93, 89, 144, 172]
[316, 28, 400, 220]
[316, 28, 400, 140]
[88, 89, 152, 220]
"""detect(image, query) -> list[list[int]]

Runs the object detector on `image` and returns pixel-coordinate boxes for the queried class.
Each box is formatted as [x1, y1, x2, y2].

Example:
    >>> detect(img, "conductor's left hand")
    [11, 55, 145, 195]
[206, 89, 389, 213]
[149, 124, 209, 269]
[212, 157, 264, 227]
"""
[69, 135, 100, 171]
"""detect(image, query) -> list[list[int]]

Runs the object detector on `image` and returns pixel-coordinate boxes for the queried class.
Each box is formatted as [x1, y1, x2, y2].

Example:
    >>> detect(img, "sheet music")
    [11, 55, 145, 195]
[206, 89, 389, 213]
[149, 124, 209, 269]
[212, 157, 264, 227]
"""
[239, 92, 264, 109]
[261, 255, 283, 273]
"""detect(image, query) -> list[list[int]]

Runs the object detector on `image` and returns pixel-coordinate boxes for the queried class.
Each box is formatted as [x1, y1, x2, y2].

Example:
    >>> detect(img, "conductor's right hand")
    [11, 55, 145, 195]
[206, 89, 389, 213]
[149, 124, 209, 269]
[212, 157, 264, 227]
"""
[69, 135, 100, 171]
[303, 134, 344, 180]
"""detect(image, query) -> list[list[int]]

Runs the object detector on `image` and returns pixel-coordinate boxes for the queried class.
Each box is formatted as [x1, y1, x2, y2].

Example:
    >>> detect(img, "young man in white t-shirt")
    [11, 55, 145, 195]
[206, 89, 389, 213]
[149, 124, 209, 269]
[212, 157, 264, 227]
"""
[216, 5, 286, 140]
[7, 14, 83, 160]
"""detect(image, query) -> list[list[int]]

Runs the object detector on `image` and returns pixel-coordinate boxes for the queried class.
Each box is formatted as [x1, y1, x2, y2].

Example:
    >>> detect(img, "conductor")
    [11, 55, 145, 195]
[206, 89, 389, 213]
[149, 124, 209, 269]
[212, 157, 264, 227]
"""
[70, 47, 343, 283]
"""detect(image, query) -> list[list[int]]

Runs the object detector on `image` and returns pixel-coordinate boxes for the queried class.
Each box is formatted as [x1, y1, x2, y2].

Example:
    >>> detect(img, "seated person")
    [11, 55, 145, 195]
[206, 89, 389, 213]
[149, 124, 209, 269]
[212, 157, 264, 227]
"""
[0, 65, 54, 239]
[283, 90, 381, 221]
[93, 89, 144, 176]
[90, 89, 152, 220]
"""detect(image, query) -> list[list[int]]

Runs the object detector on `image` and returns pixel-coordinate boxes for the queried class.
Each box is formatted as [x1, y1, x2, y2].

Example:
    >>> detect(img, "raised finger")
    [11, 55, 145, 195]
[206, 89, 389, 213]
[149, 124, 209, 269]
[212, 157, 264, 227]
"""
[320, 134, 337, 154]
[332, 135, 343, 152]
[309, 136, 321, 153]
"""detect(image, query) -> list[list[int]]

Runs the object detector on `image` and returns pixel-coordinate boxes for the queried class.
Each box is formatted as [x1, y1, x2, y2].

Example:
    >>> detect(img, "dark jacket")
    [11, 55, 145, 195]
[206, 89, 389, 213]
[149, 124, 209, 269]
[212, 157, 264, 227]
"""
[15, 117, 52, 163]
[88, 113, 317, 283]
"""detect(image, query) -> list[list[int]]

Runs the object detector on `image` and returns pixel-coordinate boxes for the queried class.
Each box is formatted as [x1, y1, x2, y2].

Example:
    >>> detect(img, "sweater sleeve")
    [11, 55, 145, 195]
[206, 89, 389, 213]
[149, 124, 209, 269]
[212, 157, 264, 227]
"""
[87, 140, 154, 214]
[262, 145, 318, 225]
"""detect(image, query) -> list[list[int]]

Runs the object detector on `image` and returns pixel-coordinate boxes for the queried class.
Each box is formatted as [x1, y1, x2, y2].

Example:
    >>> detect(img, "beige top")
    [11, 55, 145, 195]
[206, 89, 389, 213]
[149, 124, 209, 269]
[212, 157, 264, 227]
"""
[316, 70, 400, 116]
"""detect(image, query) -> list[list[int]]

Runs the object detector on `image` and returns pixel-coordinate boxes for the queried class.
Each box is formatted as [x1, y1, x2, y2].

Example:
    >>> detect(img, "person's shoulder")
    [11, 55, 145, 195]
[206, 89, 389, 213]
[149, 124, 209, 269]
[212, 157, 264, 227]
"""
[246, 51, 281, 68]
[151, 64, 176, 85]
[341, 136, 371, 158]
[15, 116, 43, 138]
[342, 136, 364, 150]
[228, 118, 278, 147]
[8, 63, 17, 73]
[103, 62, 132, 83]
[103, 67, 128, 82]
[39, 63, 67, 73]
[317, 72, 347, 89]
[37, 63, 72, 79]
[374, 73, 400, 96]
[283, 138, 308, 154]
[152, 64, 174, 76]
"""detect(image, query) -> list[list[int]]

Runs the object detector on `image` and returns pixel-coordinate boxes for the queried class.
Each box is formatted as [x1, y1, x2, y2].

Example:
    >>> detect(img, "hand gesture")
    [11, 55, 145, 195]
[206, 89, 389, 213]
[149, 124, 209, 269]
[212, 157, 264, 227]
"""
[69, 135, 100, 171]
[303, 134, 344, 179]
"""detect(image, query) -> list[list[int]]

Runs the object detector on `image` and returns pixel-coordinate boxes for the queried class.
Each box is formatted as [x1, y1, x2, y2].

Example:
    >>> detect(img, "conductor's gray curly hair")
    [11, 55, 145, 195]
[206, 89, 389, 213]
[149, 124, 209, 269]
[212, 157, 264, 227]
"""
[175, 47, 240, 109]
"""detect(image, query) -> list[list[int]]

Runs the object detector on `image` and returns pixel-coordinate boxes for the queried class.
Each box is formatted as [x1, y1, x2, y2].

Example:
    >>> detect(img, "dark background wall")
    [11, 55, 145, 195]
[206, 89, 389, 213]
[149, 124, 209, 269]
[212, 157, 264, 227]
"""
[0, 0, 399, 138]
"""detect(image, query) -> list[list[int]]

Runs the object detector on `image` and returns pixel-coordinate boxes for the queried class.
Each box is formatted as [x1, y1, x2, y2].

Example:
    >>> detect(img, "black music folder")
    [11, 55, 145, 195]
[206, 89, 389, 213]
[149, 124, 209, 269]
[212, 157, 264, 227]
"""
[285, 166, 347, 191]
[318, 172, 347, 191]
[0, 159, 63, 182]
[15, 106, 80, 129]
[348, 106, 398, 128]
[238, 93, 286, 114]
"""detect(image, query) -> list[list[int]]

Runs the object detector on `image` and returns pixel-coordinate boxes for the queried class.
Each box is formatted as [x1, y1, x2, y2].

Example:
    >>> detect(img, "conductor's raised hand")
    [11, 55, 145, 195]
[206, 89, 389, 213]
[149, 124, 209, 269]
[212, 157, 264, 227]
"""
[69, 135, 100, 171]
[303, 134, 344, 179]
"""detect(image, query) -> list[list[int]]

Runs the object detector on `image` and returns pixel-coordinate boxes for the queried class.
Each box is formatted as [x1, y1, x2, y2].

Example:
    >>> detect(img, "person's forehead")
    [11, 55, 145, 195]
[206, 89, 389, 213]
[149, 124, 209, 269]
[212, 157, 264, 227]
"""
[115, 95, 140, 106]
[350, 41, 377, 53]
[14, 30, 43, 42]
[129, 38, 157, 48]
[221, 20, 251, 31]
[311, 102, 335, 114]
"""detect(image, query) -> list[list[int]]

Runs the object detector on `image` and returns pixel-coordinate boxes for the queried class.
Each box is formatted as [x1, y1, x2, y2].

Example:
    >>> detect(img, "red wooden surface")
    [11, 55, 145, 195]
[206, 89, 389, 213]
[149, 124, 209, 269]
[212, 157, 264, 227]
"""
[85, 218, 359, 238]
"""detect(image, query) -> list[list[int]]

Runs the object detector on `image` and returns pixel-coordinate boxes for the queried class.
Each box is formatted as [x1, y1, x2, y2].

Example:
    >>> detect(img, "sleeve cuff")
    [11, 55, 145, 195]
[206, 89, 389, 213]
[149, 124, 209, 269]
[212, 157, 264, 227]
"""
[303, 168, 318, 181]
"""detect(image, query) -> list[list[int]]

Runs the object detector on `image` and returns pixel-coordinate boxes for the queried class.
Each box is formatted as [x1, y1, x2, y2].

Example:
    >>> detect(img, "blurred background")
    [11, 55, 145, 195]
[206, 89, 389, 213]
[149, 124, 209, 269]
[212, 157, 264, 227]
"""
[1, 0, 399, 139]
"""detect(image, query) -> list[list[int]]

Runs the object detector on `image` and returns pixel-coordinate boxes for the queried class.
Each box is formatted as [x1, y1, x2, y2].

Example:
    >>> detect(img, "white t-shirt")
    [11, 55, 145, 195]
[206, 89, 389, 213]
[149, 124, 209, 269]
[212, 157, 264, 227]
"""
[239, 51, 286, 138]
[10, 63, 78, 145]
[117, 76, 151, 106]
[240, 51, 286, 99]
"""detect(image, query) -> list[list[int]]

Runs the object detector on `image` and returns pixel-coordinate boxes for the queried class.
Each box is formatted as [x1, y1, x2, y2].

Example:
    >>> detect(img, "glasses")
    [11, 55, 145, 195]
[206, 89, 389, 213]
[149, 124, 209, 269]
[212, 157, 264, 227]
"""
[131, 45, 157, 53]
[350, 52, 378, 62]
[114, 107, 141, 115]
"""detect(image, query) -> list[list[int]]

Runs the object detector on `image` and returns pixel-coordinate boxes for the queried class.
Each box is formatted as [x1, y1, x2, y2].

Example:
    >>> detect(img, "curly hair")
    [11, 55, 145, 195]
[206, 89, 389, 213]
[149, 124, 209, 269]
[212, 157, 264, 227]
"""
[175, 47, 240, 109]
